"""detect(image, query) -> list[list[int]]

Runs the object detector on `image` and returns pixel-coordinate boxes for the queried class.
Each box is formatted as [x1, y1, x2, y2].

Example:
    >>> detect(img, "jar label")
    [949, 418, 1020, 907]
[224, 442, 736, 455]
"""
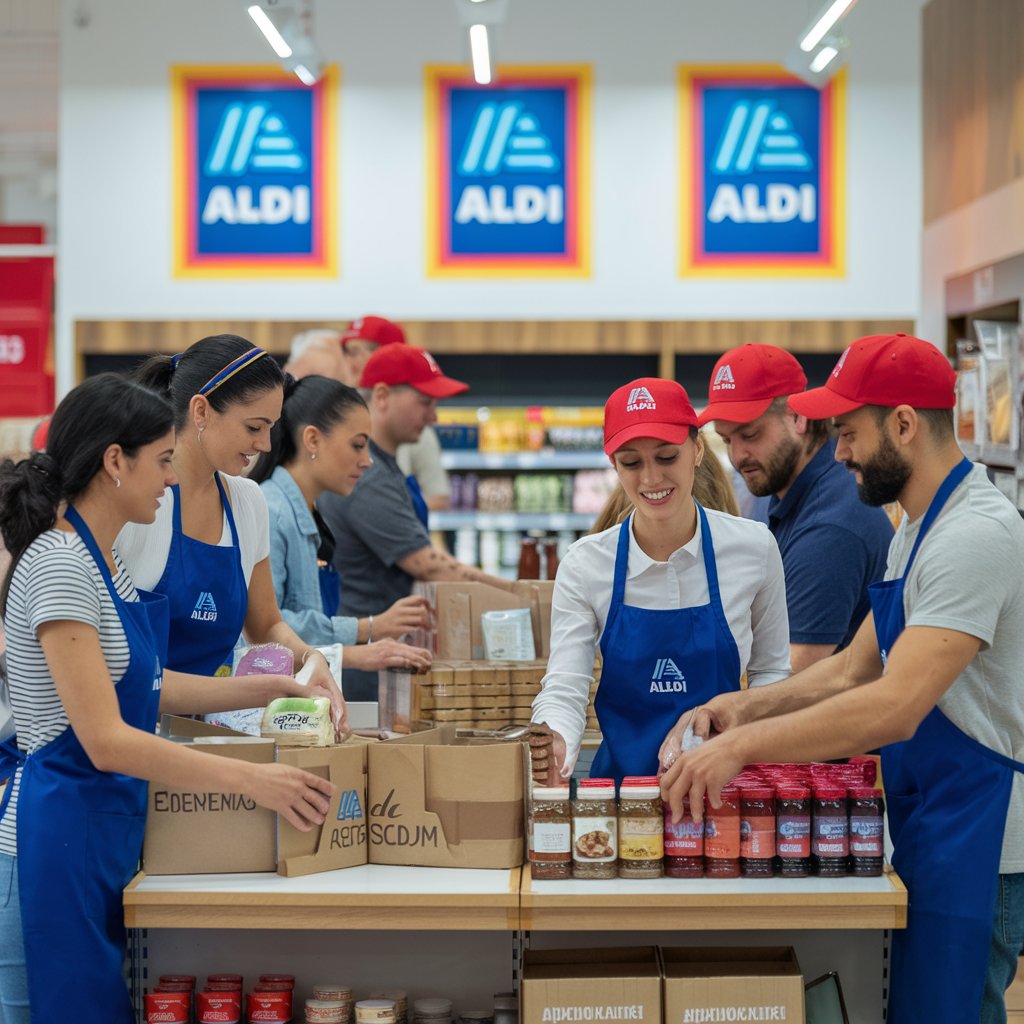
[777, 814, 811, 857]
[572, 816, 617, 863]
[850, 817, 884, 856]
[813, 814, 849, 856]
[704, 815, 741, 859]
[618, 817, 664, 860]
[531, 822, 571, 857]
[664, 814, 704, 856]
[739, 815, 776, 858]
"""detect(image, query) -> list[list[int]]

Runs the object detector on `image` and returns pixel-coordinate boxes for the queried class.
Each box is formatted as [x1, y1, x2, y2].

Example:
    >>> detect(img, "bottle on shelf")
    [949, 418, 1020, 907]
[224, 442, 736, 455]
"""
[517, 537, 540, 579]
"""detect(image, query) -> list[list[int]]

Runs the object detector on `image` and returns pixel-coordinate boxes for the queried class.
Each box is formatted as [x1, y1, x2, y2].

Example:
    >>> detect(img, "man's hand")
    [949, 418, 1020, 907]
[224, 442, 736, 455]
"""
[660, 730, 746, 824]
[691, 691, 749, 740]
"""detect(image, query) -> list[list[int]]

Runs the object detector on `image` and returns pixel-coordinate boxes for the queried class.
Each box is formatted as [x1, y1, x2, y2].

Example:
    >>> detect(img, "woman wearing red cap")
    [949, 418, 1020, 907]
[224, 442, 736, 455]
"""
[531, 378, 790, 782]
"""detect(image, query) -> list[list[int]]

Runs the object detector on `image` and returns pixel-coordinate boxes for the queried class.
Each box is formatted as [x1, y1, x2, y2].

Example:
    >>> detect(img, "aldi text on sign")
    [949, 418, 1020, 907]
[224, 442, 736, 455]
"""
[679, 65, 845, 277]
[426, 66, 590, 277]
[172, 66, 337, 278]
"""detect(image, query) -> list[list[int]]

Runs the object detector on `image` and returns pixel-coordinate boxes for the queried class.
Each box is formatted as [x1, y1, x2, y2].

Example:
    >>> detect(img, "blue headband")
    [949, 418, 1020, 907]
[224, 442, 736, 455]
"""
[197, 348, 268, 397]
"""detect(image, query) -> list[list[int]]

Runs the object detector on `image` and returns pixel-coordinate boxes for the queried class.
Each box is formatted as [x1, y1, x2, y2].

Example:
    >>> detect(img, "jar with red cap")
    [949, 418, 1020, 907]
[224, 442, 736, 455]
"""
[776, 785, 812, 877]
[198, 989, 242, 1024]
[703, 785, 741, 878]
[663, 795, 704, 878]
[739, 785, 776, 877]
[572, 778, 617, 879]
[849, 786, 885, 876]
[617, 777, 664, 878]
[813, 785, 849, 876]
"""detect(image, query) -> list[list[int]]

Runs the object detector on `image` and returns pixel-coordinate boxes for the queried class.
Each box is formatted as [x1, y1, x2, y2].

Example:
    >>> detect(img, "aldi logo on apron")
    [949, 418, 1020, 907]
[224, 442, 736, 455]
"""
[650, 658, 687, 693]
[679, 64, 845, 278]
[172, 65, 338, 278]
[191, 591, 218, 623]
[426, 65, 591, 278]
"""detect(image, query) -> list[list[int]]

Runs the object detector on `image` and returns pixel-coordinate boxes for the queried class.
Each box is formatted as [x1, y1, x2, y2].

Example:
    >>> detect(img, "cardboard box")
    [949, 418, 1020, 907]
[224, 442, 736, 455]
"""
[276, 741, 369, 877]
[521, 947, 662, 1024]
[143, 716, 277, 875]
[662, 947, 804, 1024]
[367, 726, 525, 868]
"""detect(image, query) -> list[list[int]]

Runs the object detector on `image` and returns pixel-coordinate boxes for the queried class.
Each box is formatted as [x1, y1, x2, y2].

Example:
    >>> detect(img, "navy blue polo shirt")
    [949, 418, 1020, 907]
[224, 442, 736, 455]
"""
[768, 438, 893, 649]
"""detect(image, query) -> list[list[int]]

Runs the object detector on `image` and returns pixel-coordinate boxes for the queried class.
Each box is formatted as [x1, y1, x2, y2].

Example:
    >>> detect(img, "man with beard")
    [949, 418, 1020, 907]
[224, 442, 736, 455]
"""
[663, 333, 1024, 1024]
[699, 344, 892, 671]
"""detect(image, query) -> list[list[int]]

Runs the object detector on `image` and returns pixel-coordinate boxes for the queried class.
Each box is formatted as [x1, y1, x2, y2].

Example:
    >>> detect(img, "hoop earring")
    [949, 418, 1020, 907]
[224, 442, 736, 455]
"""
[115, 478, 121, 489]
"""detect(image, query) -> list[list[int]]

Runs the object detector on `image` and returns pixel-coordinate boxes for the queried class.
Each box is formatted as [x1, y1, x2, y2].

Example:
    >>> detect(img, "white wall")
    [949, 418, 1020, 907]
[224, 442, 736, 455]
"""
[57, 0, 924, 388]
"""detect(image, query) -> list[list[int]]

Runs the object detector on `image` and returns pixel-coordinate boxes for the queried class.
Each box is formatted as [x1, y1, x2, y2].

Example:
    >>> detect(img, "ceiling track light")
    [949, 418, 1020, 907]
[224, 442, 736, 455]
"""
[809, 46, 840, 73]
[469, 24, 492, 85]
[799, 0, 858, 53]
[247, 4, 293, 59]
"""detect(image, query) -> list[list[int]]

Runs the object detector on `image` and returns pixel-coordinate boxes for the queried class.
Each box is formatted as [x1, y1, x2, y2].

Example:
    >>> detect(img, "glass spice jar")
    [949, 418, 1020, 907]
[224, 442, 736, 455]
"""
[572, 778, 618, 879]
[529, 786, 572, 879]
[617, 777, 664, 878]
[664, 795, 705, 878]
[813, 785, 849, 876]
[739, 785, 776, 877]
[704, 785, 741, 878]
[776, 785, 812, 877]
[849, 786, 885, 876]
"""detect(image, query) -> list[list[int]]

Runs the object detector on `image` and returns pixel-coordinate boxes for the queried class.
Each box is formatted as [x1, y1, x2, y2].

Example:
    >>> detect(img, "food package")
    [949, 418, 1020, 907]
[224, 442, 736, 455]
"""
[235, 642, 294, 676]
[481, 608, 536, 661]
[955, 338, 980, 444]
[260, 696, 333, 746]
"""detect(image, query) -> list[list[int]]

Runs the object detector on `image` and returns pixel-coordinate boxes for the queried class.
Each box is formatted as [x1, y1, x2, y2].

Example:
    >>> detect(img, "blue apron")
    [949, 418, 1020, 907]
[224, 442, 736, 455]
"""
[869, 458, 1024, 1022]
[152, 475, 248, 676]
[405, 475, 430, 530]
[318, 561, 341, 617]
[591, 505, 742, 782]
[0, 506, 168, 1023]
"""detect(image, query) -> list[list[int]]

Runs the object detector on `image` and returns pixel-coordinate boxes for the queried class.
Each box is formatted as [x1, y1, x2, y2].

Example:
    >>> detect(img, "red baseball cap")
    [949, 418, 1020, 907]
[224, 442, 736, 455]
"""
[360, 345, 469, 398]
[697, 344, 808, 426]
[603, 378, 698, 455]
[788, 334, 956, 419]
[341, 315, 407, 349]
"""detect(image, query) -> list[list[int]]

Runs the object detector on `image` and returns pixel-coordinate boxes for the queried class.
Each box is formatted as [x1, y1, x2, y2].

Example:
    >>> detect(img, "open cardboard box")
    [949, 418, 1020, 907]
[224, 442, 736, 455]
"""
[661, 947, 805, 1024]
[367, 725, 526, 869]
[143, 715, 278, 875]
[521, 947, 662, 1024]
[145, 717, 378, 877]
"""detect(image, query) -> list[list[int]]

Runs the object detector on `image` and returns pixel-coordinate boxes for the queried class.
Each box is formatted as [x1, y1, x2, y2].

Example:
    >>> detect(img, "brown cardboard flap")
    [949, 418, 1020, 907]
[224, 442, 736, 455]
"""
[276, 744, 368, 877]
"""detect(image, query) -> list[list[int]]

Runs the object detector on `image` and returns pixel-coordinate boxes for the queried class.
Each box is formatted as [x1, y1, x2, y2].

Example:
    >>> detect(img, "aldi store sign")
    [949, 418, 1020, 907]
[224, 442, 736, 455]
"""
[426, 66, 590, 277]
[172, 66, 337, 278]
[679, 65, 845, 277]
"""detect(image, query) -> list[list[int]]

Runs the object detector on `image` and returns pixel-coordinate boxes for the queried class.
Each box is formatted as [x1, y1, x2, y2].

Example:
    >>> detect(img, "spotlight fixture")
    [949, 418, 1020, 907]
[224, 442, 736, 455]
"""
[243, 0, 324, 86]
[799, 0, 858, 52]
[454, 0, 509, 85]
[784, 32, 848, 89]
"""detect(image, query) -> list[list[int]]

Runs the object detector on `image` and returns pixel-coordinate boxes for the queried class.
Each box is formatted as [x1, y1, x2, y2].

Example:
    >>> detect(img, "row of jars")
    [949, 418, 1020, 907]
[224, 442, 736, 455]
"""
[529, 776, 885, 881]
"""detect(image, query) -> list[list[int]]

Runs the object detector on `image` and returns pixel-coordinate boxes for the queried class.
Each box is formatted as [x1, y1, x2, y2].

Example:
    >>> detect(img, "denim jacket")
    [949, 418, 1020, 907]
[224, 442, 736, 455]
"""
[260, 466, 358, 646]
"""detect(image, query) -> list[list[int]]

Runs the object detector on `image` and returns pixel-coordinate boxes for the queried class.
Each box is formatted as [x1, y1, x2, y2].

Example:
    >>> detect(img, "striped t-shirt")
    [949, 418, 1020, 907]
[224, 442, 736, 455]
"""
[0, 529, 137, 856]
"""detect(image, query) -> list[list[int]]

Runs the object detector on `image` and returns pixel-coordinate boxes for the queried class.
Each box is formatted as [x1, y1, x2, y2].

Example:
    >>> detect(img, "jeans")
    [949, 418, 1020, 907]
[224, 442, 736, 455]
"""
[0, 853, 29, 1024]
[982, 872, 1024, 1024]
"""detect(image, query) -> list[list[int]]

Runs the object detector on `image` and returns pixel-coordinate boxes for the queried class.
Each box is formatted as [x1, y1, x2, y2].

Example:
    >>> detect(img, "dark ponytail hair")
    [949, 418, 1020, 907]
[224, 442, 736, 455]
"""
[0, 374, 173, 613]
[249, 374, 368, 485]
[135, 333, 285, 430]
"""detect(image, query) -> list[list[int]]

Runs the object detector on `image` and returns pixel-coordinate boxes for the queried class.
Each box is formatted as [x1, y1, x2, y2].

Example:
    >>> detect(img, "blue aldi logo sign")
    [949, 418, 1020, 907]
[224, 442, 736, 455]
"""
[679, 65, 845, 277]
[172, 66, 338, 278]
[426, 66, 591, 277]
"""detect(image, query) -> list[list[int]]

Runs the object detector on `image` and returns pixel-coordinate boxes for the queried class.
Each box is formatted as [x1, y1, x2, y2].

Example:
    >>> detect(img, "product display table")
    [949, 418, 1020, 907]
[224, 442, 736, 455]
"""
[521, 865, 906, 931]
[124, 864, 522, 931]
[125, 863, 905, 933]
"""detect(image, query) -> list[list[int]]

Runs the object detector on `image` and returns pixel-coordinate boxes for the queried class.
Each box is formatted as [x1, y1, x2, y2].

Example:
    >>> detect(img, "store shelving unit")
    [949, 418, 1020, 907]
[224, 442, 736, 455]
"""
[432, 512, 596, 532]
[439, 452, 610, 471]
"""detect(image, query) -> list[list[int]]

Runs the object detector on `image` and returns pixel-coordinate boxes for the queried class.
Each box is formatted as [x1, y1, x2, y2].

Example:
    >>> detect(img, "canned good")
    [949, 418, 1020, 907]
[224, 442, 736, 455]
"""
[209, 974, 244, 987]
[307, 999, 348, 1023]
[248, 989, 293, 1023]
[159, 975, 197, 988]
[198, 990, 242, 1024]
[357, 999, 398, 1024]
[314, 985, 353, 1002]
[259, 974, 296, 988]
[146, 991, 190, 1024]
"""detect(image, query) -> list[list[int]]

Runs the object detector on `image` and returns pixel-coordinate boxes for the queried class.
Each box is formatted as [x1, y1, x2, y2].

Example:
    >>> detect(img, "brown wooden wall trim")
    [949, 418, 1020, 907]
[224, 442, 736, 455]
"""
[75, 318, 916, 362]
[923, 0, 1024, 223]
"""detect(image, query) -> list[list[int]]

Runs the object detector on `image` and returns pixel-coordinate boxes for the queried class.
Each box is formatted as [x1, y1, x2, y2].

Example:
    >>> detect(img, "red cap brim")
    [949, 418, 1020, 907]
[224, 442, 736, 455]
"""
[604, 422, 693, 456]
[410, 376, 470, 398]
[696, 397, 775, 428]
[787, 386, 864, 419]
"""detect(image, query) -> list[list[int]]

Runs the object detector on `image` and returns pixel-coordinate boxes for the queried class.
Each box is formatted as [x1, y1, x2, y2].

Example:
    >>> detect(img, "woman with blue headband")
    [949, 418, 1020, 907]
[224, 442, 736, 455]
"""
[123, 334, 346, 730]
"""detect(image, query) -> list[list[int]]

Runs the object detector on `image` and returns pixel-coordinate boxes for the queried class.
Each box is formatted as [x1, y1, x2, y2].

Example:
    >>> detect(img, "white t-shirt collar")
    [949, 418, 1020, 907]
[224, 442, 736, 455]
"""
[625, 508, 703, 579]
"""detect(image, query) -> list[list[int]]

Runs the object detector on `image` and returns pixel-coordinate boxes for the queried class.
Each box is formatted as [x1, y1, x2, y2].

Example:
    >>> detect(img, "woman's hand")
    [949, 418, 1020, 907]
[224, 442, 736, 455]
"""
[301, 651, 349, 738]
[345, 640, 432, 674]
[244, 762, 336, 832]
[372, 596, 431, 640]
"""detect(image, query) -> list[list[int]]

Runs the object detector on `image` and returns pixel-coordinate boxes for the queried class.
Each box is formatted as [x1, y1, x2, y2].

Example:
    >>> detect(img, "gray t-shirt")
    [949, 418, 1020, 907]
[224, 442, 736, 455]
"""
[318, 439, 431, 619]
[886, 463, 1024, 872]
